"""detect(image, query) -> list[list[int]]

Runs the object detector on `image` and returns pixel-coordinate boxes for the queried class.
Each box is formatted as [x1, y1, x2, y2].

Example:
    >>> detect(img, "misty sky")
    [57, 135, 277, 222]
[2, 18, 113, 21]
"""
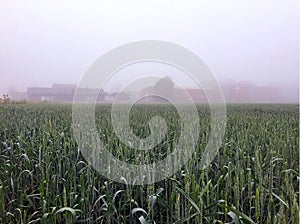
[0, 0, 299, 94]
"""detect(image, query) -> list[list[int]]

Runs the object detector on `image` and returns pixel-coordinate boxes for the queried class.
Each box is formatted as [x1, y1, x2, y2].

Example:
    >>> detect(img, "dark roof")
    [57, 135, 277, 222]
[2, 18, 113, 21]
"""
[52, 84, 77, 89]
[75, 88, 106, 95]
[109, 91, 130, 97]
[27, 87, 74, 95]
[27, 87, 106, 95]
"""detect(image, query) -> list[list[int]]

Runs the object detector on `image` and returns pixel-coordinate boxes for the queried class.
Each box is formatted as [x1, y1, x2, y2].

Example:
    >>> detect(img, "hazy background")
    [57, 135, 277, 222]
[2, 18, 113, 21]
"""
[0, 0, 299, 101]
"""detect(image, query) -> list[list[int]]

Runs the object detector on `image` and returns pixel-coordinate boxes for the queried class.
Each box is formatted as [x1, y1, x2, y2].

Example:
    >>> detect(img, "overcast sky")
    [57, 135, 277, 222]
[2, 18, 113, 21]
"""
[0, 0, 299, 94]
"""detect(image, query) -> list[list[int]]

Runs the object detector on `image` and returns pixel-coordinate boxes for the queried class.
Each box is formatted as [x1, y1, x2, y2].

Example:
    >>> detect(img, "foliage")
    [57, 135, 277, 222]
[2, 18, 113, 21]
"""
[0, 94, 26, 104]
[153, 77, 174, 102]
[0, 104, 299, 223]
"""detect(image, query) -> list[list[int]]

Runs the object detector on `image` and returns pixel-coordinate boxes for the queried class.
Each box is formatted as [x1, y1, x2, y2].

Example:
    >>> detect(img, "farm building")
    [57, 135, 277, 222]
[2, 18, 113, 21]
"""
[139, 87, 208, 103]
[27, 84, 107, 102]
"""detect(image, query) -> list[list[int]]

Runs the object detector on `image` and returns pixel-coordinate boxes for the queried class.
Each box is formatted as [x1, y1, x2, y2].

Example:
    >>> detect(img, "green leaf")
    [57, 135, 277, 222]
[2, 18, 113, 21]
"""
[227, 211, 241, 224]
[138, 215, 149, 224]
[131, 208, 148, 216]
[221, 205, 255, 224]
[174, 213, 198, 224]
[204, 200, 225, 211]
[55, 207, 77, 217]
[175, 186, 200, 214]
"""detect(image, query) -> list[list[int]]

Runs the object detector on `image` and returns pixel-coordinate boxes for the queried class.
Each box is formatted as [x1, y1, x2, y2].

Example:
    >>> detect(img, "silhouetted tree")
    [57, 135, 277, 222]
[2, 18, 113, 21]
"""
[1, 94, 10, 104]
[153, 77, 174, 102]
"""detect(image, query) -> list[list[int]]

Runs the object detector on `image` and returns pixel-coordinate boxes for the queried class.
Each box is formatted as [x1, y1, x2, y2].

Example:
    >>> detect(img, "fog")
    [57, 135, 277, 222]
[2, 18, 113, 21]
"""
[0, 0, 298, 102]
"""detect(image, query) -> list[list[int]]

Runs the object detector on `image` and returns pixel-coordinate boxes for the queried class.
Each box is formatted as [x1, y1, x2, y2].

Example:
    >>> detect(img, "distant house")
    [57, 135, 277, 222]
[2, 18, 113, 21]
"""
[74, 88, 106, 102]
[139, 87, 208, 103]
[27, 84, 107, 102]
[25, 81, 287, 103]
[173, 88, 208, 103]
[222, 81, 282, 103]
[28, 86, 74, 102]
[106, 92, 131, 102]
[139, 82, 283, 104]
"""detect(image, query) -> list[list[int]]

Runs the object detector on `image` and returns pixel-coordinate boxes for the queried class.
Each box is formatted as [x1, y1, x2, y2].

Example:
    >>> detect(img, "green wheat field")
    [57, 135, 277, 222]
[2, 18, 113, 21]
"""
[0, 104, 299, 223]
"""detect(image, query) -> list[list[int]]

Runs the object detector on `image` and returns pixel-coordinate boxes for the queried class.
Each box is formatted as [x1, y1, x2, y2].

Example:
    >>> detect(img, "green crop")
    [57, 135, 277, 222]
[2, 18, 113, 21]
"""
[0, 103, 298, 223]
